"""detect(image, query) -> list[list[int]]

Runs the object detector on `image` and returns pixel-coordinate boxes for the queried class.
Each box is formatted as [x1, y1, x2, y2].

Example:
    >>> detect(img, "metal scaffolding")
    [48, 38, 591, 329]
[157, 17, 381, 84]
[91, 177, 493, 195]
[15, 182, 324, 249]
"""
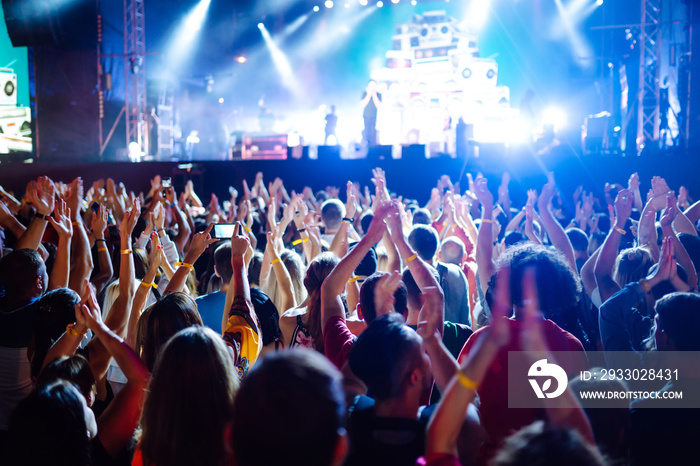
[124, 0, 147, 156]
[636, 0, 662, 151]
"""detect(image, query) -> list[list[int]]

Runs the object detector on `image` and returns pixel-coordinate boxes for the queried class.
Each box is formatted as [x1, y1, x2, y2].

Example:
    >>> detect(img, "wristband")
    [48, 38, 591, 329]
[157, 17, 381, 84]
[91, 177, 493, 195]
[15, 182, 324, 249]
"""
[244, 226, 251, 232]
[120, 249, 132, 255]
[270, 258, 281, 265]
[348, 276, 359, 283]
[140, 280, 158, 289]
[342, 217, 353, 224]
[614, 227, 626, 235]
[66, 323, 87, 337]
[72, 221, 82, 227]
[97, 247, 107, 253]
[640, 279, 652, 293]
[481, 218, 494, 224]
[456, 371, 479, 390]
[175, 262, 194, 270]
[171, 203, 177, 209]
[297, 228, 307, 233]
[34, 212, 47, 220]
[293, 238, 310, 246]
[405, 252, 418, 263]
[95, 238, 107, 243]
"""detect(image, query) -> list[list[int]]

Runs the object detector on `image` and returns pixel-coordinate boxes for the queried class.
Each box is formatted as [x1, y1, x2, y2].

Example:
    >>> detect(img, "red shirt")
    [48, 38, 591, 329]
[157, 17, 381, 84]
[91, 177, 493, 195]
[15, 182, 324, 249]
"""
[323, 316, 355, 369]
[457, 319, 586, 462]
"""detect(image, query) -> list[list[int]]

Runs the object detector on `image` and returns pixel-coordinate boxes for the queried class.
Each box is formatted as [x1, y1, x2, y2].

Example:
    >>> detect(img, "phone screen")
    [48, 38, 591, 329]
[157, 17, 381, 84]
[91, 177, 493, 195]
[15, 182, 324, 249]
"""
[213, 224, 236, 239]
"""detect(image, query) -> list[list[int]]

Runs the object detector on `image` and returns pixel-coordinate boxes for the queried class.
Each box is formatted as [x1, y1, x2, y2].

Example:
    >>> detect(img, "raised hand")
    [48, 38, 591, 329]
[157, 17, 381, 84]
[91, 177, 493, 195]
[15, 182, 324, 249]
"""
[538, 172, 556, 209]
[65, 177, 83, 221]
[613, 189, 634, 227]
[373, 272, 402, 318]
[91, 204, 108, 239]
[678, 186, 690, 209]
[188, 223, 217, 258]
[230, 222, 250, 257]
[365, 200, 394, 243]
[659, 193, 678, 229]
[474, 176, 493, 209]
[628, 172, 641, 192]
[48, 198, 73, 240]
[497, 172, 510, 205]
[416, 286, 444, 344]
[345, 181, 357, 220]
[120, 198, 141, 240]
[29, 176, 56, 216]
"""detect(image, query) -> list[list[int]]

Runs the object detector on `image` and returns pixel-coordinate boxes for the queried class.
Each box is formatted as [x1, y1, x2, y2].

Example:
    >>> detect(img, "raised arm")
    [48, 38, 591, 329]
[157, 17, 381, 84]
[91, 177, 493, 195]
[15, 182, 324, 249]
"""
[47, 199, 73, 291]
[66, 178, 94, 293]
[89, 204, 114, 295]
[164, 223, 216, 294]
[594, 189, 633, 303]
[474, 176, 496, 293]
[17, 176, 55, 250]
[660, 195, 698, 289]
[266, 231, 295, 313]
[78, 287, 150, 456]
[537, 173, 577, 272]
[128, 233, 162, 349]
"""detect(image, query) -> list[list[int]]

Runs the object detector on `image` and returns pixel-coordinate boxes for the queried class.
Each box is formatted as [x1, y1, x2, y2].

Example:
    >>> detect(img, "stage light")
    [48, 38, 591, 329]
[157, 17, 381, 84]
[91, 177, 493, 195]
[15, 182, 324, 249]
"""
[218, 97, 224, 104]
[411, 0, 417, 4]
[313, 5, 320, 11]
[377, 1, 383, 7]
[345, 3, 350, 7]
[325, 0, 334, 7]
[360, 0, 368, 5]
[258, 22, 264, 29]
[596, 0, 603, 4]
[236, 56, 247, 63]
[161, 0, 212, 75]
[543, 106, 567, 130]
[258, 21, 303, 98]
[391, 0, 399, 4]
[467, 0, 491, 31]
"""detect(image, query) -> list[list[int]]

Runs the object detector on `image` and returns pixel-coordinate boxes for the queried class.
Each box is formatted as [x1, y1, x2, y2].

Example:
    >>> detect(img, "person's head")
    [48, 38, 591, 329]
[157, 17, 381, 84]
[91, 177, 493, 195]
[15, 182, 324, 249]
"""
[503, 230, 527, 250]
[411, 208, 432, 225]
[36, 355, 97, 407]
[613, 247, 653, 288]
[587, 231, 606, 256]
[141, 326, 238, 466]
[321, 199, 346, 233]
[570, 368, 629, 460]
[305, 253, 340, 353]
[439, 237, 466, 265]
[0, 248, 47, 303]
[330, 104, 336, 113]
[349, 314, 431, 404]
[491, 244, 582, 330]
[30, 288, 81, 380]
[247, 251, 264, 286]
[407, 225, 440, 263]
[358, 272, 407, 323]
[213, 242, 233, 287]
[8, 379, 96, 466]
[491, 421, 607, 466]
[359, 211, 373, 236]
[402, 266, 440, 314]
[654, 292, 700, 351]
[232, 349, 347, 466]
[566, 228, 589, 258]
[142, 292, 203, 370]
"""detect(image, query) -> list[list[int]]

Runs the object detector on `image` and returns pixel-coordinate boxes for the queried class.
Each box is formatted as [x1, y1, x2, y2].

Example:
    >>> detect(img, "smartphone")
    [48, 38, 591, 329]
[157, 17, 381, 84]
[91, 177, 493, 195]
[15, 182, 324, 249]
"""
[161, 178, 172, 189]
[213, 223, 236, 239]
[90, 201, 100, 213]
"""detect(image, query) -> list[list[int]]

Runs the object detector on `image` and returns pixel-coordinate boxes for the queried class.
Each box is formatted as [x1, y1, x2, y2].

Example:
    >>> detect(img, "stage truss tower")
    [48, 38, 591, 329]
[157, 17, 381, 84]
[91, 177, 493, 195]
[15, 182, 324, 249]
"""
[636, 0, 662, 151]
[124, 0, 147, 155]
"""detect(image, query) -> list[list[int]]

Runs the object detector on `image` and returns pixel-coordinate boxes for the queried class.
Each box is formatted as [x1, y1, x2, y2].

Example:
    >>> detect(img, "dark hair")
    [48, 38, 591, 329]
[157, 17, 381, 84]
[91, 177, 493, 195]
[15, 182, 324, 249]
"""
[8, 380, 91, 466]
[679, 234, 700, 288]
[492, 421, 607, 466]
[412, 208, 432, 225]
[247, 251, 263, 286]
[504, 230, 527, 249]
[141, 326, 238, 466]
[133, 247, 149, 280]
[321, 199, 345, 232]
[360, 211, 373, 236]
[655, 292, 700, 351]
[359, 272, 408, 324]
[143, 292, 203, 370]
[232, 349, 345, 466]
[349, 314, 421, 401]
[407, 224, 439, 261]
[566, 228, 589, 253]
[31, 288, 81, 379]
[304, 253, 340, 354]
[349, 242, 377, 278]
[0, 248, 45, 301]
[402, 267, 440, 311]
[36, 355, 96, 401]
[214, 243, 233, 283]
[597, 214, 611, 234]
[491, 244, 582, 335]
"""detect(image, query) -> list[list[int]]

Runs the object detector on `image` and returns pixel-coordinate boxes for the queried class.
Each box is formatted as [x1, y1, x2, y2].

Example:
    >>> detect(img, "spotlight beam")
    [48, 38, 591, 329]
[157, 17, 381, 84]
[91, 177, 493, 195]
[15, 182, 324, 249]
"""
[162, 0, 212, 75]
[258, 23, 303, 98]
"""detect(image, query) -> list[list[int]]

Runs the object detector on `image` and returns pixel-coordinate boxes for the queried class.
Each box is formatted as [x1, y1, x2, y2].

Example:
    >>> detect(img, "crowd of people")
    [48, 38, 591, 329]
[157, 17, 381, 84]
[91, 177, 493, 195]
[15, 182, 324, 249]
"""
[0, 166, 699, 466]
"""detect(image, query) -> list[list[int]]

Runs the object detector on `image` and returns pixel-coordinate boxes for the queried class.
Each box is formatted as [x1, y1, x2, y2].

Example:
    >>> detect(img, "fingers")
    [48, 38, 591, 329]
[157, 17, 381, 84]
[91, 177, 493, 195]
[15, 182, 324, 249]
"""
[233, 222, 241, 237]
[203, 222, 215, 238]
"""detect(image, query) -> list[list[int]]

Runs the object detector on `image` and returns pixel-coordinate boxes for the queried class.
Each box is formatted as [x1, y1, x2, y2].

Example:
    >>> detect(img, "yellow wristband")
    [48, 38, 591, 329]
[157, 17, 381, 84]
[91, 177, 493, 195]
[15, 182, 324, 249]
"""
[292, 238, 303, 246]
[120, 249, 132, 255]
[270, 258, 281, 265]
[66, 323, 87, 337]
[614, 227, 626, 235]
[348, 276, 359, 283]
[140, 280, 158, 289]
[405, 252, 418, 263]
[456, 371, 479, 390]
[97, 247, 107, 253]
[175, 262, 194, 270]
[244, 226, 251, 232]
[640, 279, 652, 293]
